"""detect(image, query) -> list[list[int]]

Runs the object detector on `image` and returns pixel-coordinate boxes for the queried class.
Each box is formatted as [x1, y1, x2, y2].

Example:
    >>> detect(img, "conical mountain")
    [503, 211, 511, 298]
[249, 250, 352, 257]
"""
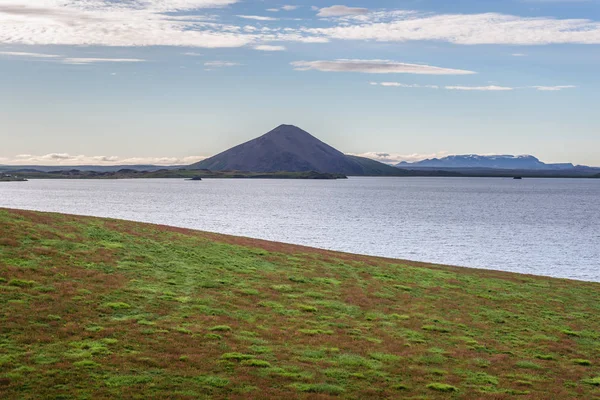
[190, 124, 403, 175]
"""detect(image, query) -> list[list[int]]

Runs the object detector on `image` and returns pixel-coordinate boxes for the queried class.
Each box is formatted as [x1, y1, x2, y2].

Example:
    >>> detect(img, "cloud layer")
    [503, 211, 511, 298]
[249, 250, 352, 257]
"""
[0, 51, 147, 64]
[292, 59, 476, 75]
[1, 2, 600, 49]
[2, 153, 207, 166]
[0, 0, 253, 48]
[317, 6, 369, 17]
[348, 151, 450, 164]
[0, 51, 60, 58]
[531, 85, 577, 91]
[370, 82, 577, 91]
[445, 85, 514, 91]
[237, 15, 278, 21]
[254, 44, 286, 51]
[307, 10, 600, 45]
[370, 82, 440, 89]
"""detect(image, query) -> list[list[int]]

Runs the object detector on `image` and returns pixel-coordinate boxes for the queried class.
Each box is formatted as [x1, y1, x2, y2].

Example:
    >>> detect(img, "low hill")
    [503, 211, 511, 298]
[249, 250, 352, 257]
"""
[397, 155, 576, 170]
[346, 155, 409, 176]
[10, 169, 346, 180]
[0, 165, 182, 173]
[191, 125, 406, 176]
[2, 208, 600, 398]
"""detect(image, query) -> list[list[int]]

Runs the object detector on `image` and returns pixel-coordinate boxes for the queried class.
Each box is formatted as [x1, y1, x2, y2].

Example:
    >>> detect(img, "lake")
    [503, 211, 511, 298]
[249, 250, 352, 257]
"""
[1, 177, 598, 282]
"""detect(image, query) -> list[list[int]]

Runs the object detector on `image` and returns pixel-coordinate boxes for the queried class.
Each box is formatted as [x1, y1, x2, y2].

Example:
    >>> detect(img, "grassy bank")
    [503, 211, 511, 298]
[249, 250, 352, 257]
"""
[1, 208, 599, 399]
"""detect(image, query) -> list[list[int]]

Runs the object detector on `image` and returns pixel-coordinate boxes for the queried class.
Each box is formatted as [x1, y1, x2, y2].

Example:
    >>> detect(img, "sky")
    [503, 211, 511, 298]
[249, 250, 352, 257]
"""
[0, 0, 599, 166]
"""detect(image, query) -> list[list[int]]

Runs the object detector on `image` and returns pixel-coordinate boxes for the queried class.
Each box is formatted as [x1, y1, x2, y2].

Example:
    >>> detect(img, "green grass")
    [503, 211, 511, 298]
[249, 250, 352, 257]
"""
[427, 383, 459, 392]
[208, 325, 232, 332]
[290, 383, 345, 394]
[1, 208, 600, 399]
[240, 359, 272, 368]
[582, 376, 600, 386]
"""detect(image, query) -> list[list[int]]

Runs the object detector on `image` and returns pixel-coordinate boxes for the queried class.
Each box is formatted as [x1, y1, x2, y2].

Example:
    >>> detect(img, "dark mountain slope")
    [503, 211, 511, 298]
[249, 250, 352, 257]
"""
[347, 155, 414, 176]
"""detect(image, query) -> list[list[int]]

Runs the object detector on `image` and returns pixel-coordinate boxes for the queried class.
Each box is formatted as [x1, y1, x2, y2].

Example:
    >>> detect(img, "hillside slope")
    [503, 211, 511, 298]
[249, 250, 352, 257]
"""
[1, 209, 600, 399]
[346, 155, 411, 176]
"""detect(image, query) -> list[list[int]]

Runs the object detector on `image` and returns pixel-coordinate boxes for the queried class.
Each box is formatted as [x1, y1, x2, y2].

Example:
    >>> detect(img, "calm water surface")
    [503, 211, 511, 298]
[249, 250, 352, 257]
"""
[1, 177, 598, 282]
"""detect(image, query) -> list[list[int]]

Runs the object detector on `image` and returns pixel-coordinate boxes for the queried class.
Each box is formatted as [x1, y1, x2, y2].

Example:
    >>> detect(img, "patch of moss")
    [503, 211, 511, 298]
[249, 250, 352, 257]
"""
[427, 383, 459, 392]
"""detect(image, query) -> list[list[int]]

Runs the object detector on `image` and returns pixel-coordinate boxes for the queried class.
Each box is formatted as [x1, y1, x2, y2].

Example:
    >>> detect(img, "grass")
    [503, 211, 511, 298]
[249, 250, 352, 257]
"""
[1, 208, 600, 399]
[290, 383, 345, 395]
[427, 383, 459, 392]
[240, 359, 272, 368]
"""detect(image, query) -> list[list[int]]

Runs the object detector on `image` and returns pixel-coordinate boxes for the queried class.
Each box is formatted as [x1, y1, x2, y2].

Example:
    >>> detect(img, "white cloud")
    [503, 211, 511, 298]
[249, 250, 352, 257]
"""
[292, 59, 476, 75]
[265, 5, 297, 12]
[204, 60, 241, 67]
[349, 151, 450, 164]
[530, 85, 577, 91]
[183, 51, 203, 56]
[118, 156, 208, 165]
[237, 15, 279, 21]
[445, 85, 514, 91]
[254, 44, 286, 51]
[61, 57, 146, 65]
[0, 51, 60, 58]
[512, 53, 527, 56]
[307, 10, 600, 45]
[0, 51, 146, 65]
[317, 5, 369, 17]
[371, 81, 576, 92]
[371, 81, 439, 88]
[273, 34, 329, 44]
[3, 153, 208, 166]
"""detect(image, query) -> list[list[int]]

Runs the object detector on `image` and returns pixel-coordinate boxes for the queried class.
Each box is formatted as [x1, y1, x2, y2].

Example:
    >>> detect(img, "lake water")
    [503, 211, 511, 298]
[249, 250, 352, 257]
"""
[1, 177, 599, 282]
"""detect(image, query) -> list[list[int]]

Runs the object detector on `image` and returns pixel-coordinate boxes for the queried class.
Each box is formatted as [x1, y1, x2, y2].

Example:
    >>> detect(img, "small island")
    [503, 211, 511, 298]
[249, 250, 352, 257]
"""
[0, 174, 27, 182]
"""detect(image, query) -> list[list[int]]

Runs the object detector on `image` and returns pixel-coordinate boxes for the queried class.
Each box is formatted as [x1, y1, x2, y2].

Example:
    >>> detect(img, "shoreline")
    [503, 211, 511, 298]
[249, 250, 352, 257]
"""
[1, 207, 597, 285]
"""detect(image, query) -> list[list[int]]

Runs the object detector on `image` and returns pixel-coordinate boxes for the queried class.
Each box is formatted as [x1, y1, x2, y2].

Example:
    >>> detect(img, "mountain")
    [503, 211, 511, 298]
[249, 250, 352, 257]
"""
[396, 155, 575, 170]
[190, 124, 407, 176]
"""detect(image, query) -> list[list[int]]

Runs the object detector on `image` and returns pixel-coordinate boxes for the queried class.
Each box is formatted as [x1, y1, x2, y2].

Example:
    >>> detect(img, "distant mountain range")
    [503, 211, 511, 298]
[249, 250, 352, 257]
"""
[3, 125, 598, 178]
[190, 126, 598, 177]
[396, 155, 577, 170]
[190, 124, 410, 176]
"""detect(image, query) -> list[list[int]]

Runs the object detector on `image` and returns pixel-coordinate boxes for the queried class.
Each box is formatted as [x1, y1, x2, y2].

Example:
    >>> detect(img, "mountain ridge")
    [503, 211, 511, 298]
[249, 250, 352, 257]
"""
[396, 154, 577, 170]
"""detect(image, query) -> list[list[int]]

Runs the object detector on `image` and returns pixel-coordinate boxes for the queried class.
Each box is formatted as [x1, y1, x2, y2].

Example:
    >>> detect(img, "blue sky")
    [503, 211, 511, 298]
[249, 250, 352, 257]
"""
[0, 0, 599, 166]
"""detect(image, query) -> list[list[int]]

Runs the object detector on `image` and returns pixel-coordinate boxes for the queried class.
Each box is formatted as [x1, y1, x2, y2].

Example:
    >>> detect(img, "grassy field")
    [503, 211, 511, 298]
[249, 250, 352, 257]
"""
[1, 208, 599, 399]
